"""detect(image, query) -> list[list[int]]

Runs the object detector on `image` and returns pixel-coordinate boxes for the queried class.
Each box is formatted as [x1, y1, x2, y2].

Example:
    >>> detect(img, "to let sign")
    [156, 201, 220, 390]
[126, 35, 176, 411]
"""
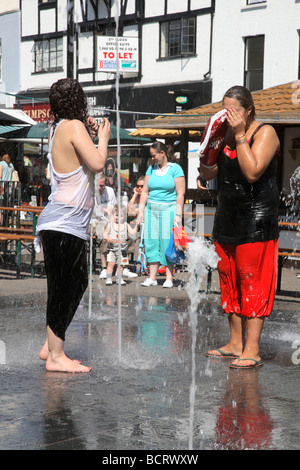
[97, 36, 139, 73]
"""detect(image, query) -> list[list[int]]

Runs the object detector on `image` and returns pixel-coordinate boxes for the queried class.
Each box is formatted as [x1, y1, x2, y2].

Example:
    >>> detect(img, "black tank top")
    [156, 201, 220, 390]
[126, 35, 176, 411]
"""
[213, 124, 279, 246]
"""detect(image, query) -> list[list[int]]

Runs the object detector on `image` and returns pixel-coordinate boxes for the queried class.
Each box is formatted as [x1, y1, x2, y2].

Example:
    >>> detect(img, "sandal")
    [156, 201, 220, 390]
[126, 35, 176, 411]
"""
[230, 358, 264, 369]
[205, 348, 239, 359]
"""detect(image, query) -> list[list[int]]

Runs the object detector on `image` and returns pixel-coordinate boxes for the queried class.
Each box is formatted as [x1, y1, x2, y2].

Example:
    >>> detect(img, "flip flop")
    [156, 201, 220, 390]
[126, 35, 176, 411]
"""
[205, 348, 239, 358]
[229, 358, 264, 369]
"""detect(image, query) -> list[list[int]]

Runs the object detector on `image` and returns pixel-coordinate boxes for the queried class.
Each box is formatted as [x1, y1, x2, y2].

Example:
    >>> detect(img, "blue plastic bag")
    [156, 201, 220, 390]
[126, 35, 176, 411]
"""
[165, 233, 186, 264]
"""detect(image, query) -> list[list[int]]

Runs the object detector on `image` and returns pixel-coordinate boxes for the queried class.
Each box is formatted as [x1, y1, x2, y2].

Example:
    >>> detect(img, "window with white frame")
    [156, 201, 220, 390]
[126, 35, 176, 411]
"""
[160, 17, 196, 59]
[244, 35, 264, 92]
[32, 38, 63, 73]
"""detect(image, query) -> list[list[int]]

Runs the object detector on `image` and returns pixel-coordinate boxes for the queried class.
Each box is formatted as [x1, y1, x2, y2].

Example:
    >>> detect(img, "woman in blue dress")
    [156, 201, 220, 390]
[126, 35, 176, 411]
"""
[138, 141, 185, 288]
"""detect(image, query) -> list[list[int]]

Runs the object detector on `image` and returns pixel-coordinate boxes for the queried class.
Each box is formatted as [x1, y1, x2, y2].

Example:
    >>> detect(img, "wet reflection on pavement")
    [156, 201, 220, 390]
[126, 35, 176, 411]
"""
[0, 290, 299, 450]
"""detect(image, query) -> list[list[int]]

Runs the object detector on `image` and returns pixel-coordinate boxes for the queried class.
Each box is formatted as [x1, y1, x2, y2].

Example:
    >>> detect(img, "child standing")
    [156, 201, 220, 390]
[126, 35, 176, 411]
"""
[104, 205, 139, 285]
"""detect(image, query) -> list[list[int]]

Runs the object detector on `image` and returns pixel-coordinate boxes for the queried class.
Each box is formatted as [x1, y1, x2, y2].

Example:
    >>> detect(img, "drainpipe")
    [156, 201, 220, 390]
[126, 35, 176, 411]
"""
[204, 0, 215, 81]
[67, 0, 74, 78]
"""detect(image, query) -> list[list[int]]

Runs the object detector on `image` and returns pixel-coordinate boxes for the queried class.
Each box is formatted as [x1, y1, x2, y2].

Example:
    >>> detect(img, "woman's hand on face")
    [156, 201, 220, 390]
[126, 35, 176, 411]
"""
[98, 118, 111, 142]
[86, 116, 98, 140]
[226, 108, 246, 138]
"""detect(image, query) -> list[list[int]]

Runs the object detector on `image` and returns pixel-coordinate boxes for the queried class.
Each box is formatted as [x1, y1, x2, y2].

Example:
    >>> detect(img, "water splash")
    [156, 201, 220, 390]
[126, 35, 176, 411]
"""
[114, 2, 123, 362]
[281, 166, 300, 221]
[184, 237, 219, 450]
[88, 227, 93, 319]
[114, 344, 163, 370]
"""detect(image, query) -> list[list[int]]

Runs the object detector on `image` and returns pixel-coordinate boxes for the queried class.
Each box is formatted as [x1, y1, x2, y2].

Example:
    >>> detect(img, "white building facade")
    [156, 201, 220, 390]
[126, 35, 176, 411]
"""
[18, 0, 215, 126]
[0, 0, 297, 127]
[0, 1, 21, 109]
[212, 0, 300, 102]
[0, 0, 300, 191]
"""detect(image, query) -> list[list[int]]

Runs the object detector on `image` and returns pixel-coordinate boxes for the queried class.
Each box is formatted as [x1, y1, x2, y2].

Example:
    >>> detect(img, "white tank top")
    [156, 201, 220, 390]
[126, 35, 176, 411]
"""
[35, 120, 94, 250]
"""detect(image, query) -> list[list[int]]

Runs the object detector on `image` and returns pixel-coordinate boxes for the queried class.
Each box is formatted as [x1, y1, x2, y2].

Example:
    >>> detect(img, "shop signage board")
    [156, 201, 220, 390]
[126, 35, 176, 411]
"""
[21, 103, 51, 122]
[97, 36, 139, 73]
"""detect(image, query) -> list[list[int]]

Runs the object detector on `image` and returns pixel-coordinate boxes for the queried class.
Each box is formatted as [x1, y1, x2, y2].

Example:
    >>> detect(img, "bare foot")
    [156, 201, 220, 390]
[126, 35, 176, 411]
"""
[39, 341, 49, 361]
[39, 341, 81, 363]
[46, 353, 91, 373]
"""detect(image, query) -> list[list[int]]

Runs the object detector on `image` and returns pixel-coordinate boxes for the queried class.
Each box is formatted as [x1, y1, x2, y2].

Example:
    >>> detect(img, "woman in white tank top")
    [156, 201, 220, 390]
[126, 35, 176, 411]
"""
[36, 78, 110, 373]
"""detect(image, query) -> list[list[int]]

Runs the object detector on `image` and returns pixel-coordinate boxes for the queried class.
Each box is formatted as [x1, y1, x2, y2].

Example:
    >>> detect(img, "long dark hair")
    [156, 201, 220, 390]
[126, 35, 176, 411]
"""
[49, 78, 88, 128]
[151, 141, 175, 162]
[223, 85, 256, 120]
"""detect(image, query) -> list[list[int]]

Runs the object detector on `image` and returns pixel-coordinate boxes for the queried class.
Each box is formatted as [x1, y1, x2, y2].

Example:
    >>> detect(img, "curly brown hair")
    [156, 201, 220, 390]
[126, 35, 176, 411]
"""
[49, 78, 88, 127]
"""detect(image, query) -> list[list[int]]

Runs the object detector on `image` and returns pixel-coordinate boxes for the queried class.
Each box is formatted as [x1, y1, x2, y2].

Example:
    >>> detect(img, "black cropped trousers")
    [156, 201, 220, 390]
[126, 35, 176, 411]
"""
[40, 230, 88, 341]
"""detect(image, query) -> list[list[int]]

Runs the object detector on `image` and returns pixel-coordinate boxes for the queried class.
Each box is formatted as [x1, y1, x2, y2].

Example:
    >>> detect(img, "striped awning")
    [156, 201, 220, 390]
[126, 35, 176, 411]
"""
[0, 125, 24, 135]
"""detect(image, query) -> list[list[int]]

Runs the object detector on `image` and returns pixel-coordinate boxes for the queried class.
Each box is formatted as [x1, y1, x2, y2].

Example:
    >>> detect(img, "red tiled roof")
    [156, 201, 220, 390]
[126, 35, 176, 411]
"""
[182, 81, 300, 119]
[132, 82, 300, 137]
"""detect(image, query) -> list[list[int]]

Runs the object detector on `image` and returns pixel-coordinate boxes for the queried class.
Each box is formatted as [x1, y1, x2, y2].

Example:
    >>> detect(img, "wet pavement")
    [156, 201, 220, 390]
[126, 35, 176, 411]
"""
[0, 266, 299, 451]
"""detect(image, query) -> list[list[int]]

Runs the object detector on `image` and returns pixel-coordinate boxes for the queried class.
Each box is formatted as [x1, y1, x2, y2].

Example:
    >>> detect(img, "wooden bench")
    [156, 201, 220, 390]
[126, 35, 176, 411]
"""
[277, 221, 300, 293]
[0, 206, 43, 278]
[277, 248, 300, 294]
[0, 226, 33, 234]
[0, 232, 37, 278]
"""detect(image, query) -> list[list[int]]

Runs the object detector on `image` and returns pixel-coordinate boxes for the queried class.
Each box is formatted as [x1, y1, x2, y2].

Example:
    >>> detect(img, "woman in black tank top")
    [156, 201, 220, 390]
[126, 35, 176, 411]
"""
[200, 85, 280, 369]
[213, 123, 279, 246]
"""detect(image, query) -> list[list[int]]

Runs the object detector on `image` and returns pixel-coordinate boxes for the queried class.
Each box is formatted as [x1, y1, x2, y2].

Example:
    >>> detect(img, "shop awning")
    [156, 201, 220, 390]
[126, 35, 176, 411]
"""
[20, 122, 49, 139]
[0, 122, 49, 142]
[0, 108, 37, 125]
[0, 124, 25, 135]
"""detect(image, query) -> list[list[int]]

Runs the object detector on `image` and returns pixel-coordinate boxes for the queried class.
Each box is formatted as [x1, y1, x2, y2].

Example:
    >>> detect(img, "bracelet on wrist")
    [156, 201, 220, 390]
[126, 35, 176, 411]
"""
[236, 138, 248, 145]
[176, 214, 182, 217]
[235, 133, 246, 141]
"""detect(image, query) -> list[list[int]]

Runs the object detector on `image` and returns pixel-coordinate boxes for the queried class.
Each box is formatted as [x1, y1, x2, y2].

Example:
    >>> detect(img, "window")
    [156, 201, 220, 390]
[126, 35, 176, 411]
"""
[244, 35, 264, 92]
[247, 0, 266, 4]
[32, 38, 63, 73]
[160, 17, 196, 59]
